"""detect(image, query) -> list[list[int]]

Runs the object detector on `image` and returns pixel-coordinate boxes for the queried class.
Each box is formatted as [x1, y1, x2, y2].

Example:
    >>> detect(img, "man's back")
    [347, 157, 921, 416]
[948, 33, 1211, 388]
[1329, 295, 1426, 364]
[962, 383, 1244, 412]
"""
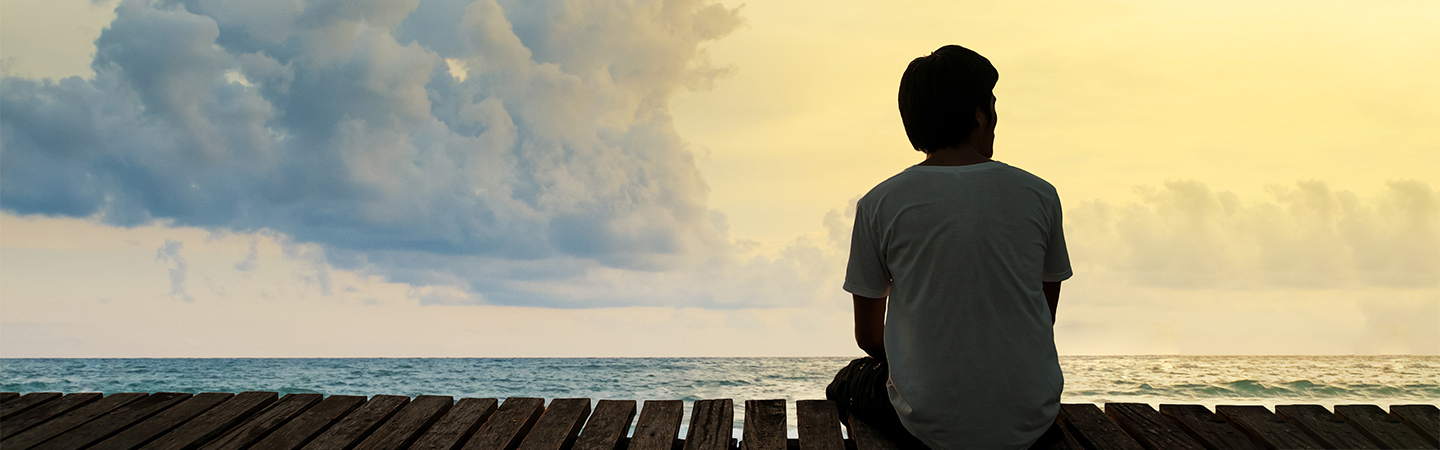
[844, 160, 1071, 449]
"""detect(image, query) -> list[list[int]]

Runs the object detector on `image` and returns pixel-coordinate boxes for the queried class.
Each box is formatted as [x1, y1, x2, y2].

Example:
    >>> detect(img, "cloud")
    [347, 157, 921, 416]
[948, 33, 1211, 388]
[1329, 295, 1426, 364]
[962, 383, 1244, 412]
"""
[154, 238, 192, 302]
[1067, 179, 1440, 290]
[2, 0, 754, 307]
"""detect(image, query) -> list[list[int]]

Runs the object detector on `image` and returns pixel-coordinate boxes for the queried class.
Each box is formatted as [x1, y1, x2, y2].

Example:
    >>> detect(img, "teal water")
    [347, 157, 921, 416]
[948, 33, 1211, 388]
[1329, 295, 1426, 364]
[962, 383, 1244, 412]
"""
[3, 356, 1436, 433]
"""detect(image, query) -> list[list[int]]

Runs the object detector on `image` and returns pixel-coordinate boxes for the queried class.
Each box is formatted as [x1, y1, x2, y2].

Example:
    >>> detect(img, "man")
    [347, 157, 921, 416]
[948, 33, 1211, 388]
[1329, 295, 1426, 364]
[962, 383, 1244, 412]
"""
[826, 45, 1072, 449]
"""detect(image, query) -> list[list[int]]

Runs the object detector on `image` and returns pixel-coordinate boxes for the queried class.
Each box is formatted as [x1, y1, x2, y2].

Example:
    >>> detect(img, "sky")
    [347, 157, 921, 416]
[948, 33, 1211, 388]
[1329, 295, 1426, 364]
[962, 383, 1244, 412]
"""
[0, 0, 1436, 357]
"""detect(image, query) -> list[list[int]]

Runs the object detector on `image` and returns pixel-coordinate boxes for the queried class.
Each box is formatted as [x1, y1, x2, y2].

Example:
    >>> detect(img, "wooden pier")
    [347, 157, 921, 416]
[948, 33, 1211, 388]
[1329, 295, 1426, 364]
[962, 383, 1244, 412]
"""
[1, 392, 1435, 450]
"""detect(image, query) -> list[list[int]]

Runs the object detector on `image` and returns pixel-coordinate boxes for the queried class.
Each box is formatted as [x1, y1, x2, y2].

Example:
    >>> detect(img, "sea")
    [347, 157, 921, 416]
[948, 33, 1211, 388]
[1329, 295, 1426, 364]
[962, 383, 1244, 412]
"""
[2, 356, 1436, 436]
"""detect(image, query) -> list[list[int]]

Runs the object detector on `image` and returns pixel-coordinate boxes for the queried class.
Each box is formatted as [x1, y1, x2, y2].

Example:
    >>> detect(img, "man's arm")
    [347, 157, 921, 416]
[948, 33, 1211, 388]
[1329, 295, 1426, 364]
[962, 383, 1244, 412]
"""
[853, 294, 887, 361]
[1043, 281, 1061, 324]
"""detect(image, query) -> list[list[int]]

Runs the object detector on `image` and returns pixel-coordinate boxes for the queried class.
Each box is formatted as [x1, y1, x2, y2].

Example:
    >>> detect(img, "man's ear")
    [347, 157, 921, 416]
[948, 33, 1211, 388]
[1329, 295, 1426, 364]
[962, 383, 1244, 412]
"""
[974, 106, 990, 128]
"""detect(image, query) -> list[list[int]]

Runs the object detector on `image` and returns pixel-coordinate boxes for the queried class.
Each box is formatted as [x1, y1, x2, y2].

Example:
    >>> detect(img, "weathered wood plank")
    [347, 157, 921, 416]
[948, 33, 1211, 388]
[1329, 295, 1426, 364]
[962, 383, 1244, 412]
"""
[796, 400, 842, 450]
[0, 393, 61, 420]
[301, 395, 410, 450]
[572, 400, 636, 450]
[742, 399, 786, 450]
[1104, 403, 1205, 450]
[1, 392, 147, 450]
[1274, 404, 1380, 449]
[409, 398, 498, 450]
[92, 393, 235, 450]
[1159, 404, 1261, 450]
[1057, 403, 1143, 450]
[41, 392, 192, 450]
[1391, 404, 1439, 447]
[516, 398, 591, 450]
[199, 393, 324, 450]
[684, 399, 734, 450]
[847, 417, 899, 450]
[460, 397, 544, 450]
[628, 400, 683, 450]
[249, 395, 367, 450]
[0, 392, 102, 438]
[1031, 422, 1086, 450]
[0, 393, 18, 403]
[1335, 404, 1435, 450]
[1216, 405, 1323, 449]
[353, 395, 452, 450]
[143, 391, 278, 450]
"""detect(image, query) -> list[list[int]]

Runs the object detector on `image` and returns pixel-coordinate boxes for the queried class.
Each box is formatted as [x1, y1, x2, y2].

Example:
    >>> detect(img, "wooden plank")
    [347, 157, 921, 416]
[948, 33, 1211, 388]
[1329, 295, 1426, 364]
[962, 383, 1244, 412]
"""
[40, 392, 193, 450]
[92, 393, 235, 450]
[1335, 404, 1435, 449]
[573, 400, 636, 450]
[143, 391, 278, 450]
[460, 397, 544, 450]
[0, 393, 61, 419]
[301, 395, 410, 450]
[1390, 404, 1439, 447]
[1031, 422, 1086, 450]
[1216, 405, 1323, 449]
[0, 392, 102, 438]
[684, 399, 734, 450]
[1, 392, 147, 450]
[1104, 403, 1205, 450]
[1159, 404, 1261, 450]
[847, 417, 899, 450]
[516, 398, 592, 450]
[0, 393, 18, 403]
[1274, 405, 1380, 449]
[249, 395, 367, 450]
[199, 393, 324, 450]
[353, 395, 452, 450]
[742, 399, 786, 450]
[796, 400, 842, 450]
[409, 398, 498, 450]
[628, 400, 683, 450]
[1057, 403, 1143, 450]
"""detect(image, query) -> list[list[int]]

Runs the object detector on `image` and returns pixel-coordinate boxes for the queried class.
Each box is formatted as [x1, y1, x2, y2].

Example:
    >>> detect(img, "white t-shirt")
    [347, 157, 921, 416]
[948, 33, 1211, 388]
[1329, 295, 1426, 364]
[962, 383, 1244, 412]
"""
[844, 161, 1072, 450]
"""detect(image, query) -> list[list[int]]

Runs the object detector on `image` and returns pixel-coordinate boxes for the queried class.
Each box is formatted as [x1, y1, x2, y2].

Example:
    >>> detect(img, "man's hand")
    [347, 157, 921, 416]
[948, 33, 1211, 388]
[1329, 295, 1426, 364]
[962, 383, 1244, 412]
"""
[1043, 281, 1061, 324]
[853, 294, 887, 361]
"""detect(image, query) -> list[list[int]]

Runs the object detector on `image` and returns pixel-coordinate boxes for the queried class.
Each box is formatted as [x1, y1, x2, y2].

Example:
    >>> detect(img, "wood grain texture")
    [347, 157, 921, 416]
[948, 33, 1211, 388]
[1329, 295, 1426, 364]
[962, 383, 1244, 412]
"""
[0, 392, 102, 439]
[409, 398, 498, 450]
[300, 395, 410, 450]
[1335, 404, 1436, 450]
[1058, 403, 1144, 450]
[92, 393, 235, 450]
[1104, 403, 1205, 450]
[628, 400, 683, 450]
[460, 397, 544, 450]
[2, 392, 147, 450]
[742, 400, 785, 450]
[0, 393, 62, 420]
[516, 398, 591, 450]
[847, 416, 899, 450]
[1216, 405, 1323, 450]
[796, 400, 842, 450]
[0, 393, 18, 403]
[352, 395, 452, 450]
[142, 391, 278, 450]
[200, 393, 324, 450]
[1159, 404, 1261, 450]
[684, 399, 734, 450]
[1274, 405, 1380, 449]
[41, 392, 192, 450]
[249, 395, 367, 450]
[572, 400, 636, 450]
[1390, 404, 1439, 447]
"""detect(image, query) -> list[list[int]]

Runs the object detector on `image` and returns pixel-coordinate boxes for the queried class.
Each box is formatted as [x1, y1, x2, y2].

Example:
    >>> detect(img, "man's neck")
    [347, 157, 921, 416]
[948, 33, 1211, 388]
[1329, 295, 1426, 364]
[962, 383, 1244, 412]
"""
[916, 145, 993, 166]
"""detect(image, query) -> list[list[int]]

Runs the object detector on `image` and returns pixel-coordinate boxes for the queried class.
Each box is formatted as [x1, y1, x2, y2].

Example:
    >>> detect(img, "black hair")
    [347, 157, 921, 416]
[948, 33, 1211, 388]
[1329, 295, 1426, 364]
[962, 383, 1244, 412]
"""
[897, 45, 999, 152]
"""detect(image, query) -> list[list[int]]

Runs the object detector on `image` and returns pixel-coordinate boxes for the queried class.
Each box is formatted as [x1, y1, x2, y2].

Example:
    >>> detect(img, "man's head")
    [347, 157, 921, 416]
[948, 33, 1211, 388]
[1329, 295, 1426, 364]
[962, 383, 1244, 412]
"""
[898, 45, 999, 153]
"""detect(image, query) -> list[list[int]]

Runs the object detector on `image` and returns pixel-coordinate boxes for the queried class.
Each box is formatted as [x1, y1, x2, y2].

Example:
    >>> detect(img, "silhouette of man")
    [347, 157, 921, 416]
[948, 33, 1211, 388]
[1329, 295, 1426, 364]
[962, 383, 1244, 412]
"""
[826, 45, 1072, 449]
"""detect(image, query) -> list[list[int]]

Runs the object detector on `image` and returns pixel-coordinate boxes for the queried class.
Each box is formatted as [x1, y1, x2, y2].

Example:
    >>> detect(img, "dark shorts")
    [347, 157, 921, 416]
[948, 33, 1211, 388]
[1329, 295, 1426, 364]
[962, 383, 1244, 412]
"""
[825, 357, 932, 449]
[825, 356, 1071, 449]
